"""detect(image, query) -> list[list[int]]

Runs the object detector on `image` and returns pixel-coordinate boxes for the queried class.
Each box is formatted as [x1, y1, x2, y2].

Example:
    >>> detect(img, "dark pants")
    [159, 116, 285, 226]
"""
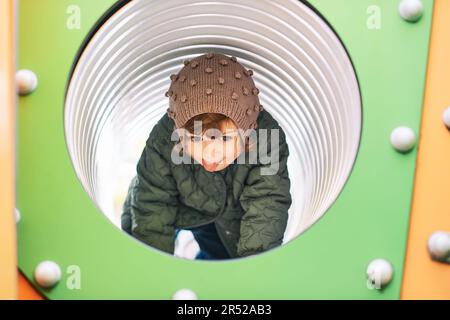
[177, 222, 231, 260]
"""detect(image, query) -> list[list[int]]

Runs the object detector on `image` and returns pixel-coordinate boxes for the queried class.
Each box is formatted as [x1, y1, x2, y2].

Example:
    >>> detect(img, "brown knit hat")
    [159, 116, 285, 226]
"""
[165, 52, 263, 131]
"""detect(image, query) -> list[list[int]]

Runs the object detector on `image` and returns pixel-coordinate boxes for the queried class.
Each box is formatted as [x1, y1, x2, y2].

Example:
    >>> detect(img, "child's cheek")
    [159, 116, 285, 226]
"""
[222, 139, 242, 164]
[185, 141, 203, 164]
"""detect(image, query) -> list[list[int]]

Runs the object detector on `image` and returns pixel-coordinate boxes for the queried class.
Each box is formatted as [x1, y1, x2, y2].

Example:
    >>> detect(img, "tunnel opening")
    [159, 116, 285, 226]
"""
[64, 0, 361, 258]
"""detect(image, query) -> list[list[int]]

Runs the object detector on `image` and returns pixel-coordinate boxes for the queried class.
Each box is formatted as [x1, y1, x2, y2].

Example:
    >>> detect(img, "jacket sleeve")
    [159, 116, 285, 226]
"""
[128, 122, 179, 255]
[237, 127, 292, 257]
[121, 174, 138, 235]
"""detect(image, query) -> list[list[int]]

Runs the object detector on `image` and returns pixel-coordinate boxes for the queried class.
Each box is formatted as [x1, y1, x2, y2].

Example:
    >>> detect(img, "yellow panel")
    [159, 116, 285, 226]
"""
[0, 0, 17, 300]
[402, 0, 450, 300]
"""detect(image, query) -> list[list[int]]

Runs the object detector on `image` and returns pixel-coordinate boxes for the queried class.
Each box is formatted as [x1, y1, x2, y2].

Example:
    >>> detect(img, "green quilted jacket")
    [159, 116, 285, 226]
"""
[121, 110, 292, 258]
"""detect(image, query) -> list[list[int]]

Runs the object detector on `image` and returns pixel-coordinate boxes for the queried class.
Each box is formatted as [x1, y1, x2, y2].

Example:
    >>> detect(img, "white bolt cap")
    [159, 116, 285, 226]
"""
[15, 208, 21, 223]
[34, 261, 62, 288]
[443, 106, 450, 129]
[16, 69, 38, 96]
[399, 0, 424, 22]
[367, 259, 393, 289]
[427, 231, 450, 261]
[172, 288, 198, 300]
[390, 126, 416, 152]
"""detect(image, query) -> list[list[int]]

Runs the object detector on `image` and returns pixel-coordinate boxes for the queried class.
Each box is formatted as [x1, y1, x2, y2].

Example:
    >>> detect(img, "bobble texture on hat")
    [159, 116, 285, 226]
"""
[166, 52, 262, 131]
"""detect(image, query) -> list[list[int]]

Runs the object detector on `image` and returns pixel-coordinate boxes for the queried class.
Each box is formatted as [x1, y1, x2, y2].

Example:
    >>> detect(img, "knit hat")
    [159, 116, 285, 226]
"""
[165, 52, 263, 131]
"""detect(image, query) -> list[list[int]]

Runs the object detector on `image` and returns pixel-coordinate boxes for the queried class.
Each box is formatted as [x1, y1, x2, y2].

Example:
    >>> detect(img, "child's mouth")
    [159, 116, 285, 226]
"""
[202, 159, 219, 172]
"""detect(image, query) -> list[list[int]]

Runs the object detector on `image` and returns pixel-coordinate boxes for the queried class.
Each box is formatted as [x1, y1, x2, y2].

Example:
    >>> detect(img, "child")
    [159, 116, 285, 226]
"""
[121, 52, 292, 260]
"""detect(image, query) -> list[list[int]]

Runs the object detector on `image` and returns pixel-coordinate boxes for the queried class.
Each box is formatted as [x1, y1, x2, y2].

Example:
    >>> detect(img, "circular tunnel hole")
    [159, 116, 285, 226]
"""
[64, 0, 361, 257]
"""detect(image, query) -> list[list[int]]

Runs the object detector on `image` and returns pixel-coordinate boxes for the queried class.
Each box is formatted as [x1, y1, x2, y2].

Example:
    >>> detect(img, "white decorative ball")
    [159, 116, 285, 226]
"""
[172, 288, 198, 300]
[34, 261, 62, 288]
[366, 259, 393, 289]
[16, 69, 38, 96]
[15, 208, 21, 223]
[390, 126, 416, 152]
[427, 231, 450, 261]
[399, 0, 424, 22]
[442, 106, 450, 129]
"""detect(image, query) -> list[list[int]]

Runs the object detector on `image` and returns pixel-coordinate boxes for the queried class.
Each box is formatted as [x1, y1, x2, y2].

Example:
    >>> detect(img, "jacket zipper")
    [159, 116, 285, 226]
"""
[179, 169, 228, 229]
[180, 170, 234, 257]
[212, 171, 235, 258]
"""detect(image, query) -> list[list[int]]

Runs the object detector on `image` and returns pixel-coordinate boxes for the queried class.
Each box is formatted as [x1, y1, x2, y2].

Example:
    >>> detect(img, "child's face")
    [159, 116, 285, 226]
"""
[184, 119, 243, 172]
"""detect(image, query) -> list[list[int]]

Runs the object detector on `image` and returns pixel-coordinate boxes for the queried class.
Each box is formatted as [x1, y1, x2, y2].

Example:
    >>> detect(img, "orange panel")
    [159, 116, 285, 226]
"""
[401, 0, 450, 299]
[0, 0, 17, 300]
[18, 272, 44, 300]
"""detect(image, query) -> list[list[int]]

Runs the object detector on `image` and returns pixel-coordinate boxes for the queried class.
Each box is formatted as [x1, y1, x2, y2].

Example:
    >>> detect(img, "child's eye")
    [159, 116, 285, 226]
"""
[222, 136, 233, 142]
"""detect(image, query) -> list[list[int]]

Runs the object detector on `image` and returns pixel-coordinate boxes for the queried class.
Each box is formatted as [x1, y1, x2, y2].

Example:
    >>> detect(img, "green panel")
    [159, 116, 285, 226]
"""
[17, 0, 433, 299]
